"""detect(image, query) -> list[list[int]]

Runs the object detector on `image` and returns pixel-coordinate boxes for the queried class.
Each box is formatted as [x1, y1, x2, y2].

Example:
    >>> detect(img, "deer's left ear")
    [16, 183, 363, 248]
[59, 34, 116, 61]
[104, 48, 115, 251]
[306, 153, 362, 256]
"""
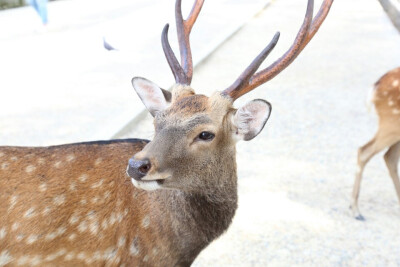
[232, 99, 272, 141]
[132, 77, 172, 117]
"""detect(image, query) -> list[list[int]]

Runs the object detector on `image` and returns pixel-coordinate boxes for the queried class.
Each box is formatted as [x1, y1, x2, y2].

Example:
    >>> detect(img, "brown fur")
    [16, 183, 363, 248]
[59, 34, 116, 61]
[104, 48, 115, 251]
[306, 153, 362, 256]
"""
[351, 67, 400, 219]
[0, 86, 239, 266]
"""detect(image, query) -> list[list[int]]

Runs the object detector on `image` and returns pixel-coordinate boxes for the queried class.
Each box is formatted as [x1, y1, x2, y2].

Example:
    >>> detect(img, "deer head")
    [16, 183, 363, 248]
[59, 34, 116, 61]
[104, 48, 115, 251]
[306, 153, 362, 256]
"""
[126, 0, 333, 192]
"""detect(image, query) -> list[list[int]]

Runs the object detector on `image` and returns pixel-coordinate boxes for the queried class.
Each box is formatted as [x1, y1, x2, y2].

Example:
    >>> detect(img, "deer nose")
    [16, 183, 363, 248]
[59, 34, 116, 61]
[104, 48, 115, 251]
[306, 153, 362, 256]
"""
[127, 158, 152, 181]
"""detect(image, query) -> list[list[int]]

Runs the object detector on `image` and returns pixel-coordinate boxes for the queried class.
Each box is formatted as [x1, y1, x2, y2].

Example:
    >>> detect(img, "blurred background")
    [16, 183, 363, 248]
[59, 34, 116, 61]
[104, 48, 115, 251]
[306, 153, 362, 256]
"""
[1, 0, 400, 266]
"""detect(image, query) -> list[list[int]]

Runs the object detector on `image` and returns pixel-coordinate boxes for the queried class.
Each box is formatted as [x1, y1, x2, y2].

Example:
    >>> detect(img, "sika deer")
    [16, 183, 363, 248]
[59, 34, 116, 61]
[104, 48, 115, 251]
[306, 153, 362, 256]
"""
[351, 67, 400, 220]
[0, 0, 333, 265]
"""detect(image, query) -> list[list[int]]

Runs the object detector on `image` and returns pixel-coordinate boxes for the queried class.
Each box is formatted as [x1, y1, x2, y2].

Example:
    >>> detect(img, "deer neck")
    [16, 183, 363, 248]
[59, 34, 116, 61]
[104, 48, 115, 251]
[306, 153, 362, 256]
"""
[146, 152, 238, 262]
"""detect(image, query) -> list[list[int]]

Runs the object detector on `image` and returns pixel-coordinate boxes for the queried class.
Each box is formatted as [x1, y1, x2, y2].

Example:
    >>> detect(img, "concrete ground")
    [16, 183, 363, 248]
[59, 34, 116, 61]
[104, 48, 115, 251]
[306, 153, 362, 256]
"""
[2, 0, 400, 266]
[122, 0, 400, 266]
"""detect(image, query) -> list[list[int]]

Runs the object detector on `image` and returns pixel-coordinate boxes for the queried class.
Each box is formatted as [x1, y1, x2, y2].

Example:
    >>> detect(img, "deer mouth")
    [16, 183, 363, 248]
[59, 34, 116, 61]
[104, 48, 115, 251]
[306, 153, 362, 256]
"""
[130, 177, 166, 191]
[128, 171, 170, 191]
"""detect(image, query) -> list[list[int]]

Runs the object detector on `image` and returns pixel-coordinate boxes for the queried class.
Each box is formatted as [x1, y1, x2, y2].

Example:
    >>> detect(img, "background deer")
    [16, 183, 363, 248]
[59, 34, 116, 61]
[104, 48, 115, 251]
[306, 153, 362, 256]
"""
[351, 67, 400, 220]
[0, 0, 333, 266]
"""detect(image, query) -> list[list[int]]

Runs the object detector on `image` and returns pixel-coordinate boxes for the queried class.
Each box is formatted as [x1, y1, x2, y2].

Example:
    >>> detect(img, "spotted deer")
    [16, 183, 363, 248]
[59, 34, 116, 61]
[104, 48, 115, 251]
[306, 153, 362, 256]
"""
[0, 0, 333, 266]
[351, 67, 400, 220]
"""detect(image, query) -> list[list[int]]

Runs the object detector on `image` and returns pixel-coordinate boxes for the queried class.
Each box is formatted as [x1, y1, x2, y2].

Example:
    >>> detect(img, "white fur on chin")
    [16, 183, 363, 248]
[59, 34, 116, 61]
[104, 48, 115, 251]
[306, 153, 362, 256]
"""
[131, 178, 162, 191]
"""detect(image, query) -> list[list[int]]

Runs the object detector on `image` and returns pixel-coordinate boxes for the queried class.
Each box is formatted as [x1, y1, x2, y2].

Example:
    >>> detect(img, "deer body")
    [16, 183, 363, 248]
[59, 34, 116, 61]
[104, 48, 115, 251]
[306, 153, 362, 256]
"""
[351, 67, 400, 220]
[0, 0, 333, 265]
[0, 136, 236, 266]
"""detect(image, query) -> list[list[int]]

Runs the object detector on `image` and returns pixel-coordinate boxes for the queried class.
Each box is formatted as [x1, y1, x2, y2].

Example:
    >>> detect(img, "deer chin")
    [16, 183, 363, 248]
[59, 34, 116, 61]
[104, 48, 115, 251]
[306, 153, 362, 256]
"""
[131, 178, 163, 191]
[131, 173, 171, 191]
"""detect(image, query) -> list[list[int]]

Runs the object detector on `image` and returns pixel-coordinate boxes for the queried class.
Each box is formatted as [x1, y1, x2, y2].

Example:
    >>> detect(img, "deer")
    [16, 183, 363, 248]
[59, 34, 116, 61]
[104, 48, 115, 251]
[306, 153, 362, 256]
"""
[0, 0, 333, 266]
[351, 67, 400, 221]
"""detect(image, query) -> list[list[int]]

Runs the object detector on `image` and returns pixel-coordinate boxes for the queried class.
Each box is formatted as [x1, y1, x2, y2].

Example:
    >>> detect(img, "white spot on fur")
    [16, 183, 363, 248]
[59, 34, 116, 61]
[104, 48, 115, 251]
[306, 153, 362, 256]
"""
[11, 223, 19, 231]
[54, 161, 62, 168]
[94, 158, 103, 166]
[109, 212, 117, 225]
[24, 207, 36, 218]
[85, 257, 95, 265]
[78, 220, 88, 232]
[80, 199, 87, 205]
[141, 216, 150, 229]
[45, 227, 66, 241]
[0, 152, 4, 158]
[16, 234, 24, 242]
[103, 247, 118, 262]
[78, 174, 88, 182]
[68, 233, 77, 241]
[69, 214, 79, 225]
[10, 156, 18, 161]
[116, 213, 123, 223]
[0, 228, 6, 240]
[91, 196, 100, 204]
[393, 79, 399, 87]
[17, 255, 29, 265]
[91, 179, 104, 188]
[66, 154, 75, 162]
[0, 250, 13, 266]
[64, 252, 75, 261]
[129, 237, 139, 256]
[37, 158, 45, 164]
[69, 182, 77, 191]
[1, 162, 8, 170]
[53, 194, 66, 205]
[152, 248, 159, 256]
[38, 183, 47, 192]
[26, 234, 38, 244]
[89, 221, 99, 235]
[77, 252, 86, 260]
[118, 236, 126, 247]
[25, 165, 36, 173]
[101, 219, 108, 230]
[143, 255, 149, 262]
[30, 255, 41, 266]
[393, 108, 400, 114]
[92, 251, 102, 261]
[104, 190, 111, 200]
[45, 249, 67, 262]
[8, 195, 17, 212]
[389, 100, 394, 106]
[42, 207, 51, 216]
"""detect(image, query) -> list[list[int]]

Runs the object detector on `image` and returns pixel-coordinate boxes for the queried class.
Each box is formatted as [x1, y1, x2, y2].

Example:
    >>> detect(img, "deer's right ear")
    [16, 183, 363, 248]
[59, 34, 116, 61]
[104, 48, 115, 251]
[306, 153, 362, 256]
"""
[132, 77, 172, 117]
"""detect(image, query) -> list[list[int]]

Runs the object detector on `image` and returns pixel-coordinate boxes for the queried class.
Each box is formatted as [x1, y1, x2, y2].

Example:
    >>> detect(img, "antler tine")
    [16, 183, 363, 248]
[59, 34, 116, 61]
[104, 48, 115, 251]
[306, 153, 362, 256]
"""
[176, 0, 205, 84]
[162, 24, 188, 84]
[302, 0, 334, 50]
[223, 0, 334, 101]
[222, 32, 280, 99]
[161, 0, 204, 85]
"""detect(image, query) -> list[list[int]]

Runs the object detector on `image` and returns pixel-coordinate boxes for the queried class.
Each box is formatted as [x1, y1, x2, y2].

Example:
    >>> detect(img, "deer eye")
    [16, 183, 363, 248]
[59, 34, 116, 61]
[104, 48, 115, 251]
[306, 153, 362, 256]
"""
[197, 131, 215, 141]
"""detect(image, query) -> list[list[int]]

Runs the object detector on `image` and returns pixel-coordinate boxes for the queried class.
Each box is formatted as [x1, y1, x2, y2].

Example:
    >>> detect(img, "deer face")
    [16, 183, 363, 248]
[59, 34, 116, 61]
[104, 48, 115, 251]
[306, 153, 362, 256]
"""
[126, 78, 271, 191]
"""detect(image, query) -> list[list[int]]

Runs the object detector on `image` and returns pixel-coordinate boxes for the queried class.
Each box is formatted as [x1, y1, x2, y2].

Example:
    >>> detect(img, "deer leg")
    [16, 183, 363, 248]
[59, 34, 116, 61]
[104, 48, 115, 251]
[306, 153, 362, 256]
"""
[351, 134, 394, 220]
[384, 141, 400, 205]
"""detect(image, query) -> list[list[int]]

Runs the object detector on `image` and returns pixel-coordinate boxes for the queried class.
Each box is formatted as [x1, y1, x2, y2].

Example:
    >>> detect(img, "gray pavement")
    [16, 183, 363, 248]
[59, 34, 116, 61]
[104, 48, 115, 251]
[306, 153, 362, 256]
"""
[2, 0, 400, 266]
[122, 0, 400, 266]
[0, 0, 267, 146]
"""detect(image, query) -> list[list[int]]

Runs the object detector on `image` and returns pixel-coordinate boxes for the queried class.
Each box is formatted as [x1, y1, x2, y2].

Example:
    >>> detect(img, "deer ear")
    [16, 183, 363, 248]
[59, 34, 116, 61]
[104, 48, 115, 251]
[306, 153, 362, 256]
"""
[233, 99, 272, 141]
[132, 77, 171, 117]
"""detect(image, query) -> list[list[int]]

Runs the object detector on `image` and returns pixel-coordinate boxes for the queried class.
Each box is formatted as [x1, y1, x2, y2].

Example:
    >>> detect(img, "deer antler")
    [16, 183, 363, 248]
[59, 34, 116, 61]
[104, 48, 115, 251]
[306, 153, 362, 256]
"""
[222, 0, 334, 101]
[162, 0, 205, 85]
